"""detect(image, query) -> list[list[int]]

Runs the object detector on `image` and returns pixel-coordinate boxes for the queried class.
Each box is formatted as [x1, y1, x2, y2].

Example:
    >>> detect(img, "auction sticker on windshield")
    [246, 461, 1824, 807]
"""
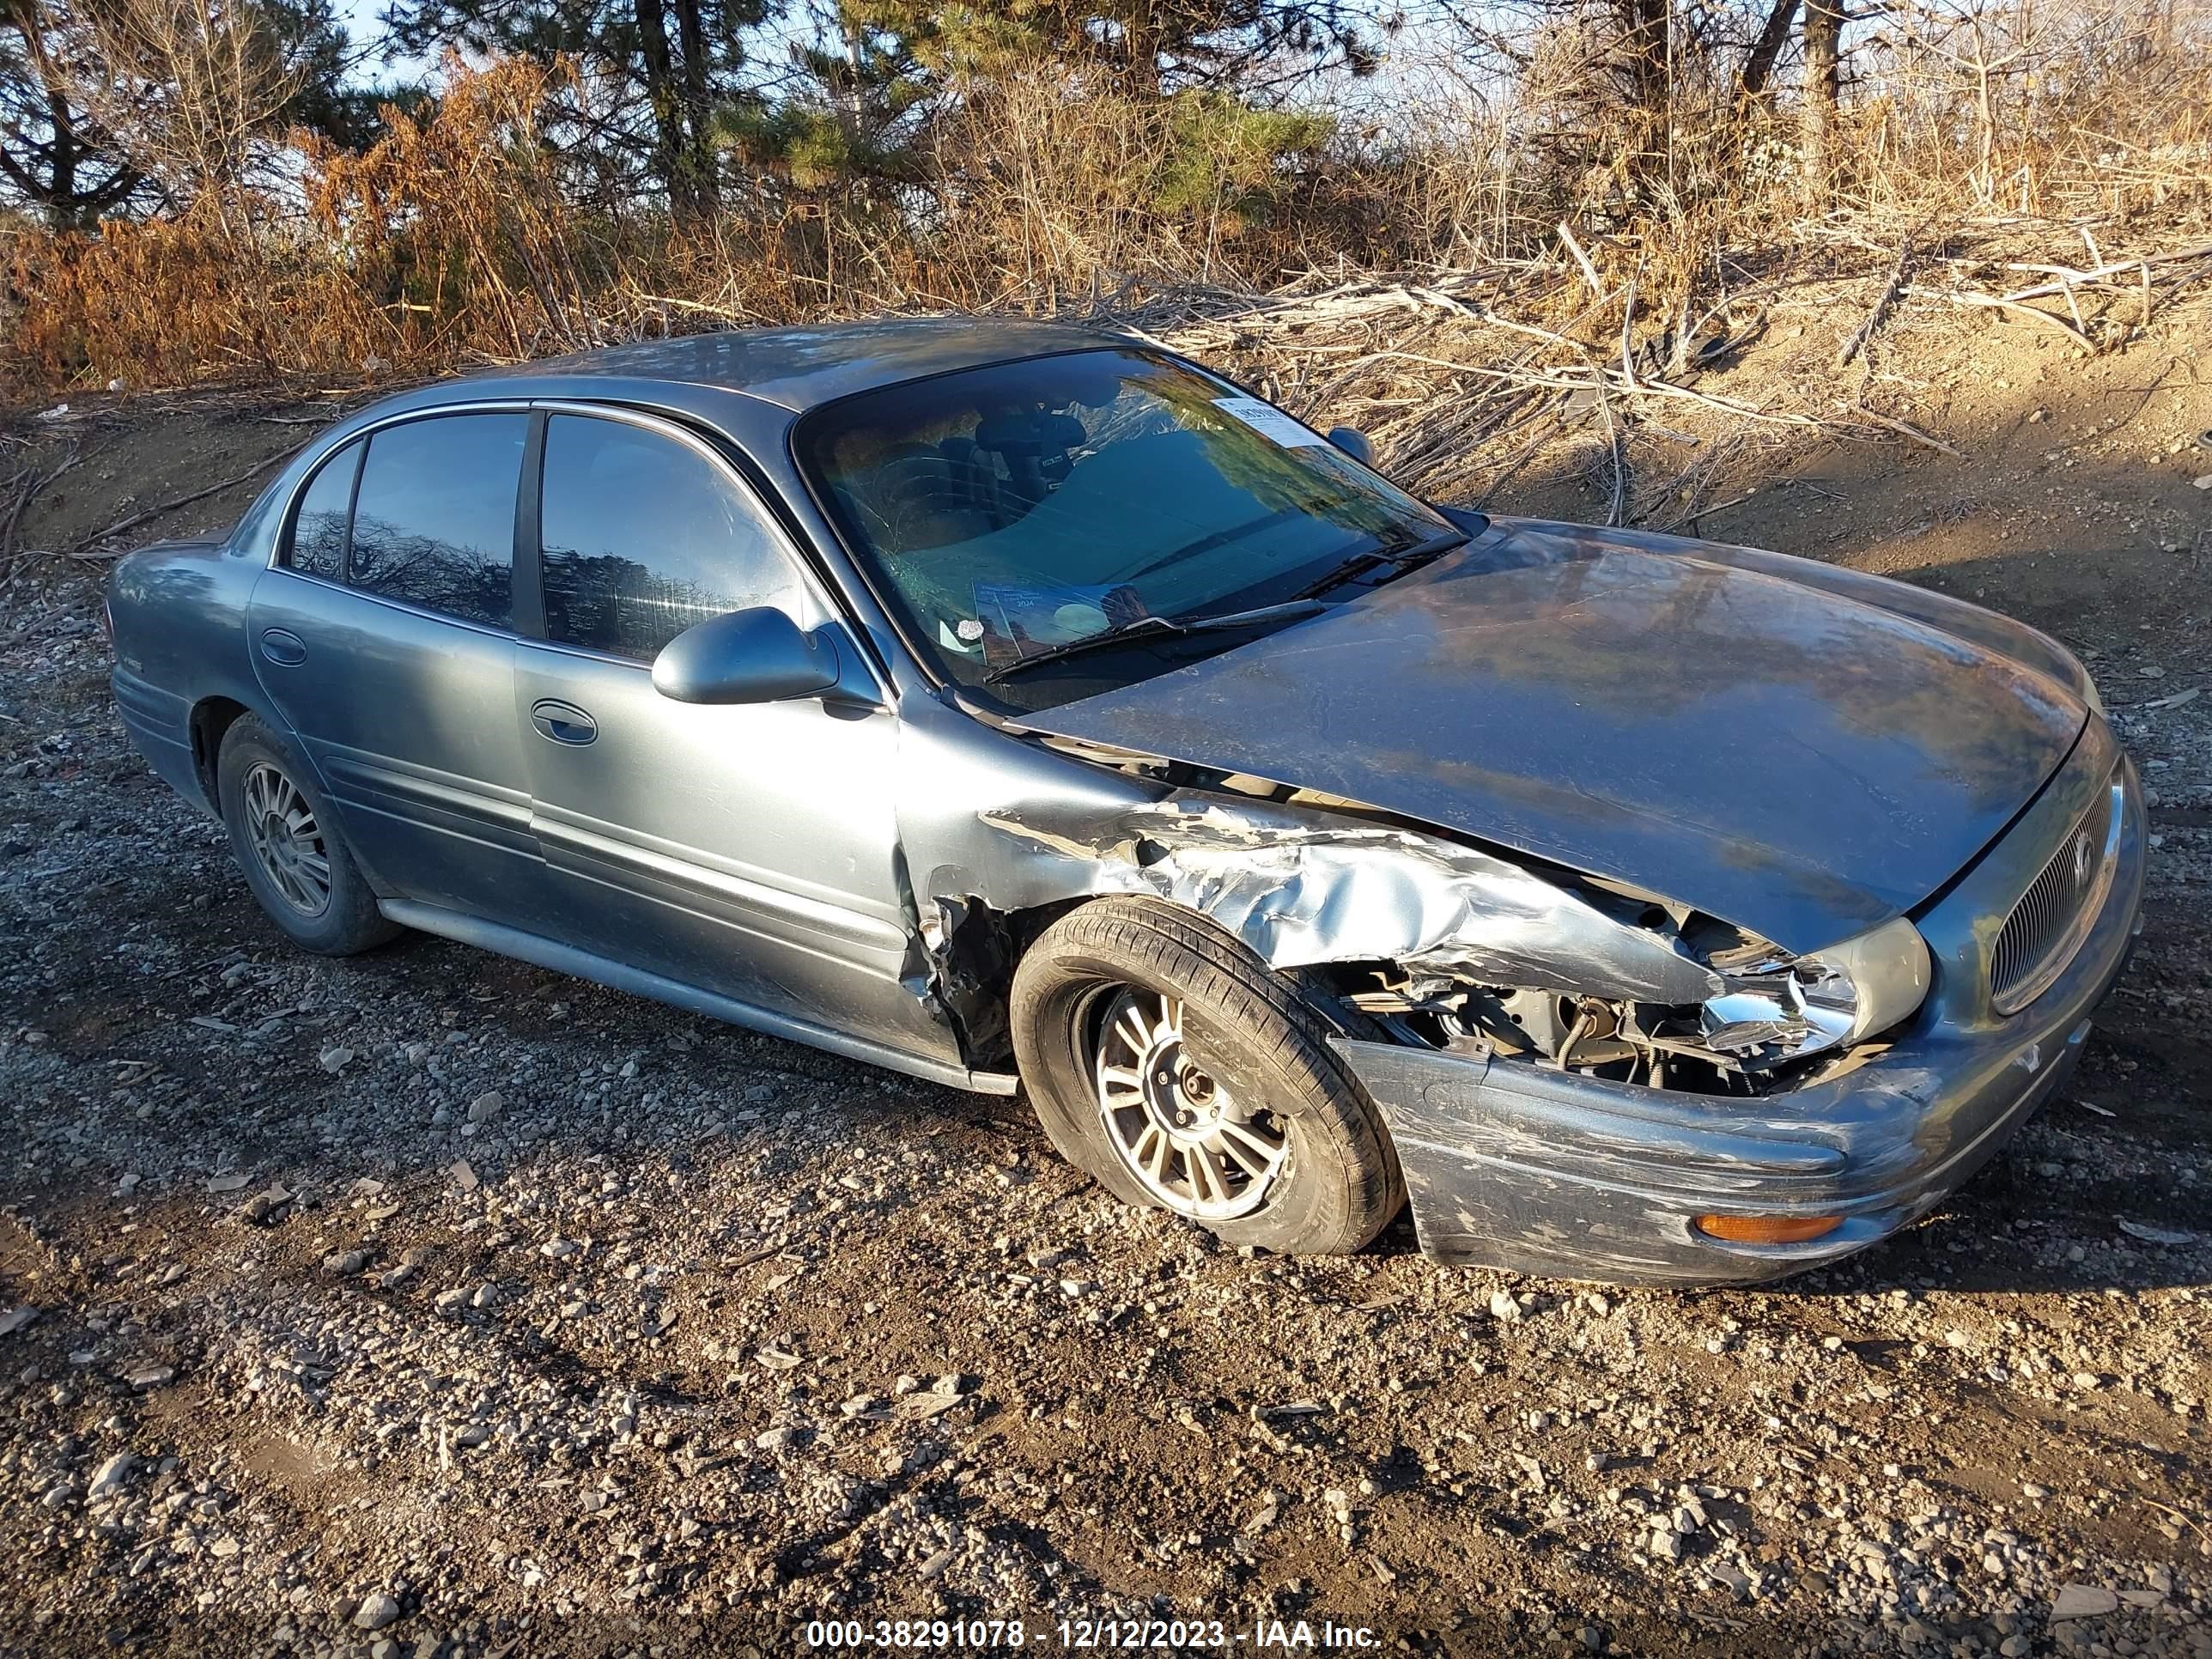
[1212, 396, 1328, 447]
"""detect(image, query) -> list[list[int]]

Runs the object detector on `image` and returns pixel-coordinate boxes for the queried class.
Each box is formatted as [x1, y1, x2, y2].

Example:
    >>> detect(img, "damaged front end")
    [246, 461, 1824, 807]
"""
[898, 641, 2147, 1286]
[1333, 904, 1930, 1100]
[921, 770, 2045, 1285]
[967, 790, 1929, 1104]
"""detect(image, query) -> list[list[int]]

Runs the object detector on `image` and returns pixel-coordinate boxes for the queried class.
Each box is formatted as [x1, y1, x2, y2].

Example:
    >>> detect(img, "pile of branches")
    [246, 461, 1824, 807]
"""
[1079, 228, 2212, 525]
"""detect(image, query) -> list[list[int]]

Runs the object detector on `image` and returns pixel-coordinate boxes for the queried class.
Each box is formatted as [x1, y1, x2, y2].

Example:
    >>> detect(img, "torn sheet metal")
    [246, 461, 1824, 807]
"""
[978, 795, 1722, 1005]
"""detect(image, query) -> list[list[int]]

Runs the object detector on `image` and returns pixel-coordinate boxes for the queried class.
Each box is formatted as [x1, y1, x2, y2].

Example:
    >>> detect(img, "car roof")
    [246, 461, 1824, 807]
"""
[487, 314, 1131, 413]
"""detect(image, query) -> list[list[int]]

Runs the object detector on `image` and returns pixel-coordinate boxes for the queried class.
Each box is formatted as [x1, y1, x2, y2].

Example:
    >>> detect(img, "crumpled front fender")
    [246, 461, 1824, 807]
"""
[976, 794, 1718, 1005]
[1333, 750, 2145, 1287]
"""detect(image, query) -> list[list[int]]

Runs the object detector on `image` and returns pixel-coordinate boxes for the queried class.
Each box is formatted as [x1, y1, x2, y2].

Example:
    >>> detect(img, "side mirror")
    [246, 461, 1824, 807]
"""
[652, 607, 842, 705]
[1326, 426, 1375, 466]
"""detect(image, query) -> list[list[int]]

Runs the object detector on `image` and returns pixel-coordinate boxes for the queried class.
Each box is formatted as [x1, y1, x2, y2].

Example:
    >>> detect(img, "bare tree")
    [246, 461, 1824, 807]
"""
[1800, 0, 1842, 202]
[52, 0, 304, 233]
[1738, 0, 1802, 94]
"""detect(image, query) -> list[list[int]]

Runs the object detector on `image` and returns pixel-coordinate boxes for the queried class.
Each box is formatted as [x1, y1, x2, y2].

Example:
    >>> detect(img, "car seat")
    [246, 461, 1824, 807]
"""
[972, 408, 1086, 510]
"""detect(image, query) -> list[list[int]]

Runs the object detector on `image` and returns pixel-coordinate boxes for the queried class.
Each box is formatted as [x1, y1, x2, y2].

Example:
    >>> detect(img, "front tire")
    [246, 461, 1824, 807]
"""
[1009, 896, 1403, 1255]
[216, 714, 399, 957]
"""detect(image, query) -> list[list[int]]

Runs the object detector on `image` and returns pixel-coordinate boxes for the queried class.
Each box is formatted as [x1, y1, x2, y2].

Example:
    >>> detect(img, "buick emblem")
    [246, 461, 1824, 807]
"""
[2071, 830, 2094, 887]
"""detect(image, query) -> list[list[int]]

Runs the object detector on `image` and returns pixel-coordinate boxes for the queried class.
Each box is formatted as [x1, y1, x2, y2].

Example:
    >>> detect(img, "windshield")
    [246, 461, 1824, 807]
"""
[796, 348, 1455, 707]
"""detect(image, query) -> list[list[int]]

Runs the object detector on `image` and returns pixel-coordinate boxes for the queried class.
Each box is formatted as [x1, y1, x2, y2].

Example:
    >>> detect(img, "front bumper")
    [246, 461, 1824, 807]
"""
[1336, 726, 2147, 1287]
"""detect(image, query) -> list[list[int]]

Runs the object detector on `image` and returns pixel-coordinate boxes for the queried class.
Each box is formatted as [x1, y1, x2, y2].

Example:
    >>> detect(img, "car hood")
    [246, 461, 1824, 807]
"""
[1019, 517, 2087, 954]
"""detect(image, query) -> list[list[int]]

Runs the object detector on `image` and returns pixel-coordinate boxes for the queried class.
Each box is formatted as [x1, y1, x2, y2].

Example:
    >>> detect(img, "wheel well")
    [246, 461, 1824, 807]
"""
[930, 895, 1087, 1071]
[934, 893, 1388, 1071]
[187, 696, 251, 811]
[933, 893, 1378, 1069]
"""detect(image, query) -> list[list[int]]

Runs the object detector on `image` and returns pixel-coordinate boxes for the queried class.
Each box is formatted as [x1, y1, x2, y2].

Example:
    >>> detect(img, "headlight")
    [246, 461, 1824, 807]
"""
[1699, 915, 1930, 1068]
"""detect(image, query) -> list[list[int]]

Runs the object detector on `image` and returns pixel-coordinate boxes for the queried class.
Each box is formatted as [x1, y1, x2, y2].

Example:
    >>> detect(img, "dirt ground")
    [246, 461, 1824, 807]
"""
[1, 290, 2209, 1659]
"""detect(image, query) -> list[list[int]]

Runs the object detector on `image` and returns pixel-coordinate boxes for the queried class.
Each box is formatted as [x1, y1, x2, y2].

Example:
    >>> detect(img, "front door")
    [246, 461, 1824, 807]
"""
[246, 409, 539, 920]
[511, 409, 949, 1062]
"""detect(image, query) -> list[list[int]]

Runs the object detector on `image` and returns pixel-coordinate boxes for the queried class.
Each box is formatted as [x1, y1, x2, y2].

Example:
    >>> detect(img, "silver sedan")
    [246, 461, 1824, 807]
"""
[106, 318, 2144, 1285]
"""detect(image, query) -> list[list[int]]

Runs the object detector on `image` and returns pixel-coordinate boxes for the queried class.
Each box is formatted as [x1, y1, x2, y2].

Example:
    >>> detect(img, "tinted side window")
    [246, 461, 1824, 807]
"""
[538, 416, 800, 662]
[287, 439, 361, 580]
[349, 414, 527, 627]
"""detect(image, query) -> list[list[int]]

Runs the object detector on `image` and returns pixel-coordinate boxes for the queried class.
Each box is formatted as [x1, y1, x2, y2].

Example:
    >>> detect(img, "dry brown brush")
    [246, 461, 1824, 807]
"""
[3, 0, 2209, 398]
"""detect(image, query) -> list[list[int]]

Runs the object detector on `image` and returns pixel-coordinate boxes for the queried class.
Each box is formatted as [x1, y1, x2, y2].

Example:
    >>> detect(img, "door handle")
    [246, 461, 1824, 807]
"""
[259, 629, 307, 667]
[531, 699, 598, 745]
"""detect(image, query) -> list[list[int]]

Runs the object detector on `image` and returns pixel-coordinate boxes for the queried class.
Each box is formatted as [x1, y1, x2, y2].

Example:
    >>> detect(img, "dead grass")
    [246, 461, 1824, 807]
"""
[2, 4, 2209, 403]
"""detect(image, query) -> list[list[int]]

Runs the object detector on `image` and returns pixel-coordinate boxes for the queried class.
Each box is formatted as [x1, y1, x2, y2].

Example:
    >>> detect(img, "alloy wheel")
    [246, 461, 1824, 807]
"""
[1091, 988, 1288, 1221]
[241, 761, 331, 918]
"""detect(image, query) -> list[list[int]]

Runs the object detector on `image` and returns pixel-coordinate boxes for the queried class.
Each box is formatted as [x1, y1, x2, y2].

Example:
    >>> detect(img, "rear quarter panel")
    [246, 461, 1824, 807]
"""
[108, 538, 269, 817]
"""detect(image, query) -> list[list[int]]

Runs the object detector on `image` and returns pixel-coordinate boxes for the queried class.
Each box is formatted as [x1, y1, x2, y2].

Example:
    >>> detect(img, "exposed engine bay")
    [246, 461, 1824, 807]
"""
[1332, 924, 1882, 1097]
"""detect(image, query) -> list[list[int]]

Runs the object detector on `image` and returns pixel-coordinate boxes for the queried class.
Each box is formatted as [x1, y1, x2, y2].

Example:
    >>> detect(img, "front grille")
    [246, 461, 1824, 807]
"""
[1989, 785, 2117, 1012]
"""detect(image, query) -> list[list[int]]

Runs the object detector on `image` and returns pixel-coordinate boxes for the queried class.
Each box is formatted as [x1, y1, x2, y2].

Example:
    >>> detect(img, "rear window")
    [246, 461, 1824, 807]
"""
[286, 439, 360, 581]
[349, 414, 527, 628]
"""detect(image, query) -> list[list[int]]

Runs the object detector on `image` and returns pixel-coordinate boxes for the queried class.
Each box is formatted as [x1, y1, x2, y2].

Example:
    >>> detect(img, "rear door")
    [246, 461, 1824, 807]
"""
[511, 407, 948, 1059]
[246, 409, 540, 919]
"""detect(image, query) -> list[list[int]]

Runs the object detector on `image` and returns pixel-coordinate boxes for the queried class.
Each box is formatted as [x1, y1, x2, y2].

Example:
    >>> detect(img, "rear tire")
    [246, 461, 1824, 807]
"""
[217, 714, 399, 957]
[1009, 896, 1403, 1255]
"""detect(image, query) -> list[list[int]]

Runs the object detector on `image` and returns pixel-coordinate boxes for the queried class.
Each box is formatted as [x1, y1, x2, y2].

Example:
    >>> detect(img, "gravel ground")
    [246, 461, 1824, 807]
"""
[2, 347, 2210, 1658]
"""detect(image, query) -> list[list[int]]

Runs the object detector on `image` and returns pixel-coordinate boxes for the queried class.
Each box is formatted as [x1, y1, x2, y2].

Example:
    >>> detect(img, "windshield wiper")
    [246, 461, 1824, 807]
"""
[1291, 527, 1470, 601]
[981, 598, 1325, 684]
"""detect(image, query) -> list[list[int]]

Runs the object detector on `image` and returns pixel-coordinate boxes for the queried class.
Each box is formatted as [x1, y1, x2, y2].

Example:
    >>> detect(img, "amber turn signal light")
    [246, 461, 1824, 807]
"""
[1695, 1213, 1844, 1245]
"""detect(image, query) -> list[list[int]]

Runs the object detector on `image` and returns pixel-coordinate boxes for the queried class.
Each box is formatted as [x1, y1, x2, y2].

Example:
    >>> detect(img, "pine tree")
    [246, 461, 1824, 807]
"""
[385, 0, 776, 215]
